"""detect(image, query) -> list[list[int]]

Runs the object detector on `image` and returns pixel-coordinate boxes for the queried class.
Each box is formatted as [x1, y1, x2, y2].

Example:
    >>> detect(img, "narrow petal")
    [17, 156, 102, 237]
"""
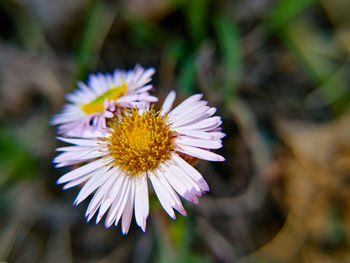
[56, 157, 113, 184]
[122, 179, 135, 235]
[160, 163, 198, 204]
[112, 176, 132, 228]
[96, 170, 125, 223]
[74, 165, 111, 205]
[161, 91, 176, 115]
[85, 172, 117, 221]
[176, 136, 222, 149]
[175, 129, 226, 140]
[53, 149, 105, 164]
[168, 94, 203, 118]
[154, 169, 187, 216]
[176, 145, 225, 162]
[57, 137, 103, 147]
[172, 153, 209, 191]
[175, 116, 222, 131]
[149, 172, 176, 219]
[169, 102, 208, 125]
[62, 172, 94, 190]
[105, 175, 130, 228]
[134, 175, 149, 232]
[166, 162, 202, 197]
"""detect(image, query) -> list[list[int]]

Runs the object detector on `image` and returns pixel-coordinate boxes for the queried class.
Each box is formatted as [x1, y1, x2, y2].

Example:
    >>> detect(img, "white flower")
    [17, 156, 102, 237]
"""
[53, 91, 225, 234]
[51, 64, 157, 137]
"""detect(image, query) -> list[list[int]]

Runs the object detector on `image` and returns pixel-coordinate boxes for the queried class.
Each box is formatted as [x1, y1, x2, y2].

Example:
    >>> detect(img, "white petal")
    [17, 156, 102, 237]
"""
[134, 175, 149, 232]
[172, 153, 209, 191]
[122, 178, 135, 235]
[169, 101, 208, 124]
[51, 112, 85, 124]
[166, 162, 202, 197]
[56, 157, 113, 184]
[55, 146, 97, 152]
[96, 170, 125, 223]
[57, 137, 103, 147]
[62, 172, 94, 190]
[175, 129, 226, 140]
[74, 166, 111, 205]
[161, 91, 176, 115]
[176, 136, 222, 149]
[154, 169, 187, 216]
[168, 94, 203, 117]
[176, 145, 225, 162]
[105, 175, 130, 228]
[53, 149, 105, 163]
[160, 163, 197, 203]
[172, 107, 217, 129]
[133, 84, 153, 93]
[176, 116, 222, 131]
[149, 172, 176, 219]
[85, 171, 117, 221]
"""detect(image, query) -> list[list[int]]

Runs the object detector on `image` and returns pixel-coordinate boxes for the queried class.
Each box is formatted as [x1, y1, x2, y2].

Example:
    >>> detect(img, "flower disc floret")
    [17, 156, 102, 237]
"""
[107, 107, 176, 175]
[80, 82, 127, 114]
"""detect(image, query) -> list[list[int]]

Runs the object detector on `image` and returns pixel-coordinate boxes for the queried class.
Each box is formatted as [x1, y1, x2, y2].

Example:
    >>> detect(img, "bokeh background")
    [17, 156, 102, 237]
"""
[1, 0, 350, 262]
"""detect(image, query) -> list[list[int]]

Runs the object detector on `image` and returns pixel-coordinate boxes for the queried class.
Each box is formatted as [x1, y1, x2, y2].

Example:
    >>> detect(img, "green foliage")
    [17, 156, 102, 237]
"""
[75, 0, 118, 83]
[0, 122, 38, 184]
[154, 214, 210, 263]
[265, 0, 316, 32]
[184, 0, 209, 47]
[0, 0, 48, 51]
[214, 14, 240, 101]
[267, 1, 350, 112]
[178, 54, 197, 95]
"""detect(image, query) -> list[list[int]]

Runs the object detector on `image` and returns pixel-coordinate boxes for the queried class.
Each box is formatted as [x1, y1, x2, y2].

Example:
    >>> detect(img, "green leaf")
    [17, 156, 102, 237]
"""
[214, 14, 240, 100]
[178, 54, 196, 95]
[0, 122, 38, 184]
[265, 0, 316, 32]
[74, 0, 118, 82]
[185, 0, 209, 46]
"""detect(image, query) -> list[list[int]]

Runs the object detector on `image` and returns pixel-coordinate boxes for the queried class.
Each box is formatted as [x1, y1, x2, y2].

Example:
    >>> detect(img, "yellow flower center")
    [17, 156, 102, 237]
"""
[107, 108, 176, 175]
[80, 82, 127, 114]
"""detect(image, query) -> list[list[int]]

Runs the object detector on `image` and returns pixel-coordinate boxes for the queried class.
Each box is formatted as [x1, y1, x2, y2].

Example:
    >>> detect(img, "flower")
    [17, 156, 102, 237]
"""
[51, 64, 157, 137]
[53, 91, 225, 234]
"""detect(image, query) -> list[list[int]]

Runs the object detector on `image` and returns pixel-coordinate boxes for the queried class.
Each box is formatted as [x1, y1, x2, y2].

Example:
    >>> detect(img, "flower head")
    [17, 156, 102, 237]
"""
[51, 64, 157, 137]
[53, 91, 225, 234]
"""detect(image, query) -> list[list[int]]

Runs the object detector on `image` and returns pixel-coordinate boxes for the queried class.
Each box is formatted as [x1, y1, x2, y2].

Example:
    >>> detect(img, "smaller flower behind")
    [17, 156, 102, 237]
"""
[53, 91, 225, 234]
[51, 64, 157, 138]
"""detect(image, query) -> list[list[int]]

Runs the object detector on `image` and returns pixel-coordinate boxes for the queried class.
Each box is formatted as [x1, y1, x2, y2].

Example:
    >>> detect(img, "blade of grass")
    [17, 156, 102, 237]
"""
[178, 53, 196, 95]
[282, 17, 350, 111]
[0, 122, 38, 183]
[0, 0, 49, 51]
[265, 0, 316, 32]
[214, 14, 240, 101]
[74, 0, 118, 83]
[184, 0, 209, 47]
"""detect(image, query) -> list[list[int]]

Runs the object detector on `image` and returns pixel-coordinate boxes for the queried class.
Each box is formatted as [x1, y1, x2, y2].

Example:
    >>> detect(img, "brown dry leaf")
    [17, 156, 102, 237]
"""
[122, 0, 172, 21]
[239, 113, 350, 263]
[0, 43, 71, 115]
[321, 0, 350, 56]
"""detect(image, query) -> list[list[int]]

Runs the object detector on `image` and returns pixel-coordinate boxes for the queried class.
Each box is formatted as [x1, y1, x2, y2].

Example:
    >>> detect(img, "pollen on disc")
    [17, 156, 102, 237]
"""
[107, 108, 176, 175]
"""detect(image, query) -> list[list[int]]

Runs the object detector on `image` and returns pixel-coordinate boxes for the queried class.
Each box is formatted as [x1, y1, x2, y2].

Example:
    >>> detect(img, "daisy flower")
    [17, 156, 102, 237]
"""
[51, 64, 157, 137]
[53, 91, 225, 234]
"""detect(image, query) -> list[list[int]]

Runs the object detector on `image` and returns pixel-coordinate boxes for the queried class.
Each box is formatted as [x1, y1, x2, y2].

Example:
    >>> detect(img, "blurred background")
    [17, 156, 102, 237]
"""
[1, 0, 350, 262]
